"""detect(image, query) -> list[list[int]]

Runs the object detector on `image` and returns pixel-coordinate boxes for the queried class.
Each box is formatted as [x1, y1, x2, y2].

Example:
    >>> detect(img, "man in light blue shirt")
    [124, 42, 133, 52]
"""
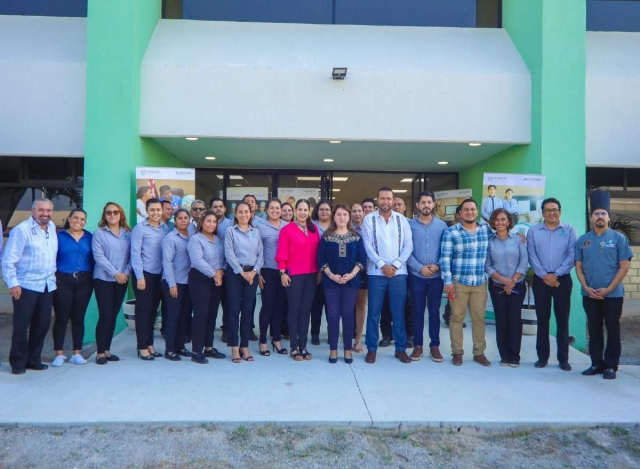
[502, 188, 520, 222]
[2, 199, 58, 374]
[188, 199, 206, 236]
[362, 187, 413, 364]
[407, 191, 448, 362]
[481, 185, 503, 222]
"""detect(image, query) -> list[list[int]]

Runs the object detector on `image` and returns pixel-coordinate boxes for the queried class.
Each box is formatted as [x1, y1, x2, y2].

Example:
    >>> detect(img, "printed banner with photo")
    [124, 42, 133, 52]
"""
[135, 167, 196, 224]
[278, 187, 321, 210]
[482, 173, 546, 231]
[226, 187, 270, 220]
[434, 189, 472, 224]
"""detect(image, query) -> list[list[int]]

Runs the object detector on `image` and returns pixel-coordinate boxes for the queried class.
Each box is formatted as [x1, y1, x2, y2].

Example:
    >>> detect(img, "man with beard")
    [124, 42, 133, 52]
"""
[188, 199, 206, 235]
[407, 191, 448, 362]
[2, 199, 58, 375]
[576, 190, 632, 380]
[362, 187, 413, 364]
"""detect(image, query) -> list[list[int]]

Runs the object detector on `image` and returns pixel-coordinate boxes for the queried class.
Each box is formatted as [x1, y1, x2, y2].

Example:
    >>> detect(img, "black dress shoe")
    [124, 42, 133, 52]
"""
[204, 348, 226, 359]
[26, 363, 48, 371]
[249, 330, 259, 342]
[178, 349, 194, 358]
[106, 355, 120, 362]
[534, 360, 548, 368]
[311, 335, 320, 346]
[582, 366, 604, 376]
[96, 356, 108, 365]
[11, 368, 26, 375]
[378, 336, 391, 347]
[149, 351, 163, 358]
[164, 353, 182, 362]
[559, 362, 572, 372]
[603, 368, 617, 380]
[191, 352, 209, 365]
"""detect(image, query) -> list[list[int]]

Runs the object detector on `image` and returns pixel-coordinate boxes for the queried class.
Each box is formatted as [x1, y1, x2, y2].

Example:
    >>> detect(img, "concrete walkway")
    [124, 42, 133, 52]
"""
[1, 323, 639, 428]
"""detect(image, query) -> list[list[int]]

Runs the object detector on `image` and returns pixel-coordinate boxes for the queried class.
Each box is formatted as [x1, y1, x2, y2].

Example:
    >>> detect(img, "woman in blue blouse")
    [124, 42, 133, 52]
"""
[161, 209, 192, 362]
[52, 209, 94, 367]
[92, 202, 131, 365]
[310, 200, 332, 346]
[485, 208, 528, 367]
[188, 211, 226, 365]
[317, 203, 366, 364]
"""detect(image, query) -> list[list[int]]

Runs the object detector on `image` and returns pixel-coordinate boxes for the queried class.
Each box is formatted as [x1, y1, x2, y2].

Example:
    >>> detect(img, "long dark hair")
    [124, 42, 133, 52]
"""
[173, 209, 190, 231]
[323, 203, 358, 238]
[266, 198, 282, 221]
[64, 208, 87, 230]
[196, 210, 219, 236]
[295, 199, 316, 233]
[233, 202, 252, 226]
[311, 200, 332, 222]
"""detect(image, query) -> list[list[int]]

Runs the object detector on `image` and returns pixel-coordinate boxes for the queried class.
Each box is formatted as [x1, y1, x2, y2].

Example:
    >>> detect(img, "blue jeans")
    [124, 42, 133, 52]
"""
[409, 274, 444, 348]
[366, 274, 408, 352]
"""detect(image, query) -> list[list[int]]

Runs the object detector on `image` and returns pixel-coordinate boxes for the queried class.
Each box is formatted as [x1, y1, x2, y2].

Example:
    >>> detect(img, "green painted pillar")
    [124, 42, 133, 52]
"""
[461, 0, 587, 350]
[83, 0, 184, 342]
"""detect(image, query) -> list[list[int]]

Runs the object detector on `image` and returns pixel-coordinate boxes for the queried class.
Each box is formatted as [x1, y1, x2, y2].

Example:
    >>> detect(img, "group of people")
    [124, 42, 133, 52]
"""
[1, 188, 632, 380]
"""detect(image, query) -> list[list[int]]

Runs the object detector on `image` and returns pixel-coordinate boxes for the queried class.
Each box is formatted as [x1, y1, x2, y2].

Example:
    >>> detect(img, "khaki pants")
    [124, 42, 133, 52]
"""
[450, 281, 488, 356]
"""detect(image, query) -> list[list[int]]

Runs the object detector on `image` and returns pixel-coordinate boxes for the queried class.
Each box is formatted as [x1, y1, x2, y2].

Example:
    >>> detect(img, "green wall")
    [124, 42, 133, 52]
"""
[83, 0, 185, 343]
[461, 0, 587, 350]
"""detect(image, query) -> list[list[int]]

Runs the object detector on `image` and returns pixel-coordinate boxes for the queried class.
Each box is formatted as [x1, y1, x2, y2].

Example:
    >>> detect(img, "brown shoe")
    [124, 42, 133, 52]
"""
[409, 345, 423, 361]
[365, 351, 376, 364]
[430, 346, 443, 362]
[395, 351, 411, 364]
[473, 354, 491, 367]
[452, 354, 463, 366]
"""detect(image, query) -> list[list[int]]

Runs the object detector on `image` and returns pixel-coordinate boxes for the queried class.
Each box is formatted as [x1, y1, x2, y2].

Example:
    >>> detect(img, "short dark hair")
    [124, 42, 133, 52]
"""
[146, 198, 162, 210]
[541, 197, 561, 211]
[459, 198, 477, 210]
[159, 185, 171, 195]
[455, 205, 462, 216]
[416, 191, 435, 203]
[378, 187, 394, 196]
[361, 198, 375, 207]
[242, 194, 258, 205]
[209, 197, 224, 208]
[160, 199, 172, 208]
[487, 185, 497, 191]
[505, 188, 513, 195]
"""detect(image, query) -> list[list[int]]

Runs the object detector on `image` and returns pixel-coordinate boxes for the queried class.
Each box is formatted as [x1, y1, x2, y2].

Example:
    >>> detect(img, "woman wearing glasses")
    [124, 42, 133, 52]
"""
[276, 199, 320, 361]
[92, 203, 131, 365]
[131, 198, 169, 360]
[310, 200, 332, 345]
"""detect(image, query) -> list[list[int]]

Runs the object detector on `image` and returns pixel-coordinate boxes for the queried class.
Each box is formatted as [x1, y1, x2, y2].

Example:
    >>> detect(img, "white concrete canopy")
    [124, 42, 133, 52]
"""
[0, 16, 86, 158]
[141, 20, 531, 167]
[587, 31, 640, 168]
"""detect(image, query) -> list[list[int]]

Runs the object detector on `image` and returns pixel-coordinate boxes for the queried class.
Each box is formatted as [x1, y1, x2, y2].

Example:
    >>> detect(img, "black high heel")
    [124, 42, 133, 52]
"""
[271, 340, 288, 355]
[137, 351, 154, 361]
[259, 345, 271, 357]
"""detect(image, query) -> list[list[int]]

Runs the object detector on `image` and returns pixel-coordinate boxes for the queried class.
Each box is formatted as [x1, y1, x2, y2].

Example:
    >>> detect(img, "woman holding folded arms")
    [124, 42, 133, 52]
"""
[276, 199, 320, 361]
[485, 208, 528, 367]
[92, 202, 131, 365]
[224, 202, 264, 363]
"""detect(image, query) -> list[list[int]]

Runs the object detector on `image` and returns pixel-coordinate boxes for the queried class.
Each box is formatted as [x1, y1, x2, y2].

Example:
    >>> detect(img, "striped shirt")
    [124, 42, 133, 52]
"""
[1, 217, 58, 292]
[440, 221, 491, 287]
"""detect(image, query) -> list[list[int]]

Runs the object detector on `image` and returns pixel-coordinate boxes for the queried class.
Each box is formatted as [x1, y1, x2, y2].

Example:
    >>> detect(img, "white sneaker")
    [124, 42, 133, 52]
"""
[51, 355, 67, 367]
[69, 354, 87, 365]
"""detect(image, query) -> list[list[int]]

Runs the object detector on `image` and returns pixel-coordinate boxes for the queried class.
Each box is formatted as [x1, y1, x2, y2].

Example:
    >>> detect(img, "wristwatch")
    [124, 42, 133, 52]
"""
[279, 270, 286, 276]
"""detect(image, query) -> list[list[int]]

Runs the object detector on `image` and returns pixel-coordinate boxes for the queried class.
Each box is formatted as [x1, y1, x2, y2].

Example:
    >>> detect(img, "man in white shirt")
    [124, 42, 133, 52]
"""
[362, 187, 413, 364]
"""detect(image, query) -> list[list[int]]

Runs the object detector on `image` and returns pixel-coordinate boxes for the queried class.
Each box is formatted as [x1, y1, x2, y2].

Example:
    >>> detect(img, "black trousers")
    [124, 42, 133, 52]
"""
[161, 281, 192, 354]
[188, 269, 222, 353]
[282, 293, 289, 336]
[532, 274, 572, 363]
[259, 268, 285, 343]
[10, 287, 53, 370]
[583, 296, 624, 370]
[489, 279, 525, 363]
[94, 279, 128, 354]
[286, 273, 317, 351]
[225, 267, 258, 347]
[380, 289, 414, 338]
[310, 282, 326, 337]
[52, 272, 93, 351]
[220, 278, 229, 331]
[133, 271, 162, 350]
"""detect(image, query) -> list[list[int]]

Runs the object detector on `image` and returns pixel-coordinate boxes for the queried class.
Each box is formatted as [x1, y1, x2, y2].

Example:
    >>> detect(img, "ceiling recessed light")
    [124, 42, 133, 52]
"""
[332, 177, 349, 182]
[205, 156, 216, 160]
[297, 176, 322, 181]
[332, 188, 341, 192]
[329, 140, 342, 144]
[392, 189, 407, 193]
[185, 137, 198, 141]
[438, 161, 449, 165]
[400, 178, 414, 183]
[469, 143, 481, 147]
[324, 159, 334, 162]
[331, 197, 336, 200]
[216, 175, 243, 180]
[235, 184, 242, 187]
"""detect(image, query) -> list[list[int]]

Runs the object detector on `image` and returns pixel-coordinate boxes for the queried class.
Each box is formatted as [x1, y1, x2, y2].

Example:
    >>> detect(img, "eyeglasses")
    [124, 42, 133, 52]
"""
[543, 209, 560, 214]
[105, 210, 120, 216]
[319, 208, 331, 212]
[592, 211, 608, 217]
[192, 207, 206, 212]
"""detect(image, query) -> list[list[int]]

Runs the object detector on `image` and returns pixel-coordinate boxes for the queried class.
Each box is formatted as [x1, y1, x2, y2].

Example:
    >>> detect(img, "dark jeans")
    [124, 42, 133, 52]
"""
[52, 272, 93, 351]
[133, 271, 162, 350]
[489, 279, 525, 363]
[409, 274, 444, 348]
[286, 273, 317, 351]
[188, 269, 222, 353]
[310, 282, 326, 337]
[366, 275, 408, 352]
[226, 267, 259, 347]
[583, 296, 624, 370]
[532, 274, 572, 363]
[94, 280, 128, 354]
[325, 286, 357, 351]
[380, 289, 414, 338]
[10, 287, 53, 370]
[161, 281, 192, 354]
[259, 268, 285, 343]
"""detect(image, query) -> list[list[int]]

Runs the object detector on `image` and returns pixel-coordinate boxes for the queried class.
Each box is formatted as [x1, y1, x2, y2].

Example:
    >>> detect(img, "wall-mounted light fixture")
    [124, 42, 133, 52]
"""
[332, 68, 347, 80]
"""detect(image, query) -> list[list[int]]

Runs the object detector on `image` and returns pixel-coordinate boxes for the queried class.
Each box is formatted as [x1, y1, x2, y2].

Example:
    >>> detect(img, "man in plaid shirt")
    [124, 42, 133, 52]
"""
[440, 198, 492, 367]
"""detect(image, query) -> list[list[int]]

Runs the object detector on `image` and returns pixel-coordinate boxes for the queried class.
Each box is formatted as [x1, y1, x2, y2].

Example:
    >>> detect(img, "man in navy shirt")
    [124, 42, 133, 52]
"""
[576, 191, 633, 380]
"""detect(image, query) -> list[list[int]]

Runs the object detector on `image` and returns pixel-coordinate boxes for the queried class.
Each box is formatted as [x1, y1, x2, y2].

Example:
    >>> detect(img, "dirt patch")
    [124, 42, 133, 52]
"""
[620, 316, 640, 365]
